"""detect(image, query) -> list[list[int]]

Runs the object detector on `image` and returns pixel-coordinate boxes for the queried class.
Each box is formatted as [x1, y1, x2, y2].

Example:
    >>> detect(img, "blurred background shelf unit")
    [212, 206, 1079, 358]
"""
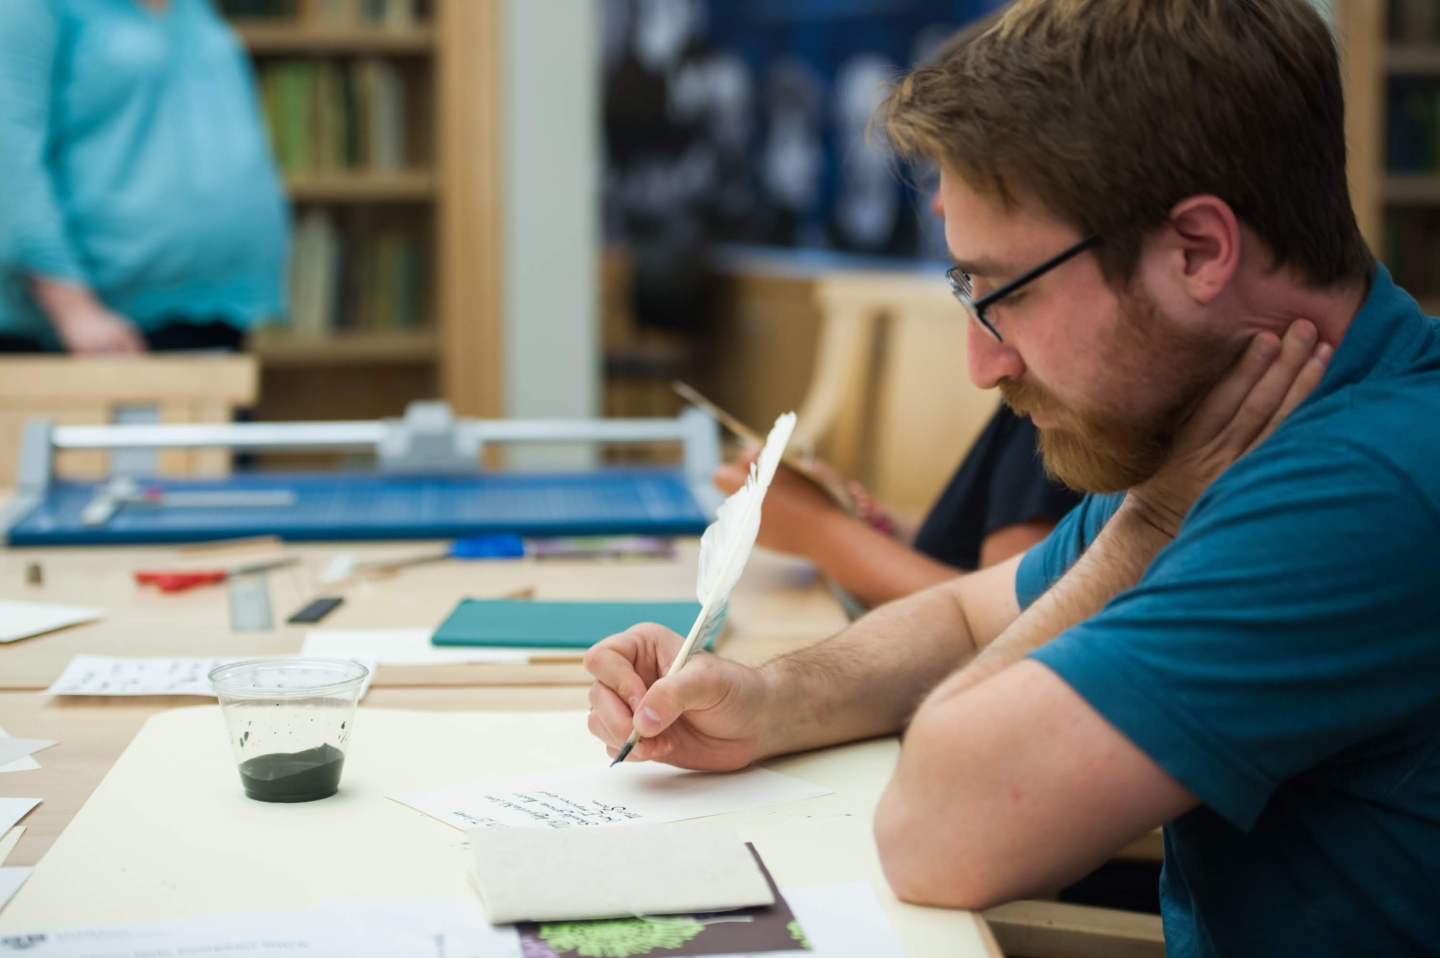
[220, 0, 501, 426]
[1342, 0, 1440, 316]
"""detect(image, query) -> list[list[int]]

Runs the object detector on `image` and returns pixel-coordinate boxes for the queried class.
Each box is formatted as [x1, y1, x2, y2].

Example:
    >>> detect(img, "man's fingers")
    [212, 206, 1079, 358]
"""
[1224, 320, 1318, 448]
[632, 656, 726, 739]
[1186, 331, 1282, 438]
[1248, 341, 1333, 453]
[587, 681, 637, 748]
[586, 642, 651, 700]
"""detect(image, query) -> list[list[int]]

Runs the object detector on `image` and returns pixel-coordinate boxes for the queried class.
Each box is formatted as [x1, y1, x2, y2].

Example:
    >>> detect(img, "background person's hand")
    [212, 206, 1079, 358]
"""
[584, 622, 776, 770]
[52, 304, 146, 355]
[1127, 319, 1331, 539]
[713, 448, 846, 556]
[31, 279, 146, 355]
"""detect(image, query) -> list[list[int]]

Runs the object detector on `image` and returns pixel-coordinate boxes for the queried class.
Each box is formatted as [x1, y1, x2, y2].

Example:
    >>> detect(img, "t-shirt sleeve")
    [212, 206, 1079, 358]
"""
[0, 1, 89, 284]
[1030, 439, 1440, 831]
[1014, 492, 1125, 609]
[982, 415, 1084, 536]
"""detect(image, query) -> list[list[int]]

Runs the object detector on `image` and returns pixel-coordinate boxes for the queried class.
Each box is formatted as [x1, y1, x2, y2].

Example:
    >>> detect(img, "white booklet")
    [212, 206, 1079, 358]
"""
[389, 760, 832, 831]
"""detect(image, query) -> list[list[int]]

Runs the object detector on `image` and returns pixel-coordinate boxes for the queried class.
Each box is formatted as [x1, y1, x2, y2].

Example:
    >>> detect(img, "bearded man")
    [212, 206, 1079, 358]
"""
[584, 2, 1440, 954]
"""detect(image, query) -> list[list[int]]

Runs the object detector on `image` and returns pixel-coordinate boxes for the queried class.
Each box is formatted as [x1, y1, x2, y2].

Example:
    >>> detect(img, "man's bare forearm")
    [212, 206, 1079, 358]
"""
[755, 574, 987, 758]
[804, 511, 959, 608]
[934, 499, 1171, 701]
[750, 498, 1171, 759]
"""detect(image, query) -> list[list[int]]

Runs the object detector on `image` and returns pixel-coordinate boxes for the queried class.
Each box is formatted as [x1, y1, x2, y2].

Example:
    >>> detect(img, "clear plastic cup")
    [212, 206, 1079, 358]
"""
[209, 658, 367, 803]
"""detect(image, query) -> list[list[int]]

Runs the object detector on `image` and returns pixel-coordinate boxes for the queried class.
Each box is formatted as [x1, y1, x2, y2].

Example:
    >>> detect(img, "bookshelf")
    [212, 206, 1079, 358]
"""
[234, 21, 435, 53]
[285, 171, 436, 203]
[223, 0, 502, 425]
[1385, 43, 1440, 74]
[1339, 0, 1440, 311]
[251, 328, 440, 366]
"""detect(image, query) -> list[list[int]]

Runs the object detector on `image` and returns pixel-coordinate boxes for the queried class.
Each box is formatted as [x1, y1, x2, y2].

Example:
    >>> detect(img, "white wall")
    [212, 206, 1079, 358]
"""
[502, 0, 601, 467]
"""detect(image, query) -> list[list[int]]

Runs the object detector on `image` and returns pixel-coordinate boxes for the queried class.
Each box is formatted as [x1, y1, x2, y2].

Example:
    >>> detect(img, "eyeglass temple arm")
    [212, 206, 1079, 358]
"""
[973, 234, 1103, 310]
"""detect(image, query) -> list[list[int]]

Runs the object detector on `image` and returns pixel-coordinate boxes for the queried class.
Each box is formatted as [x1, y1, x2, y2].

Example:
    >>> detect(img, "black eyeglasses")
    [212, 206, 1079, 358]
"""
[946, 234, 1102, 343]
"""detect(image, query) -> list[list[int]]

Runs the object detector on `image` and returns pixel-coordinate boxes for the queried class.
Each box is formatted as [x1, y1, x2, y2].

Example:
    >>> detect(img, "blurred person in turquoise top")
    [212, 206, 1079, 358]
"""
[0, 0, 289, 354]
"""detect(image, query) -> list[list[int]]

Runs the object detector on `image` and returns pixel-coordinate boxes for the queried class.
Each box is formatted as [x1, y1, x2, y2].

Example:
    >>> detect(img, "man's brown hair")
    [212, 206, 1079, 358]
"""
[884, 0, 1374, 288]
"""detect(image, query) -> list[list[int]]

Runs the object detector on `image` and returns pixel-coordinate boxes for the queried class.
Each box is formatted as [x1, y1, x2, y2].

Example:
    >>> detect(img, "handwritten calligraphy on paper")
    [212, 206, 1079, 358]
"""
[453, 790, 644, 829]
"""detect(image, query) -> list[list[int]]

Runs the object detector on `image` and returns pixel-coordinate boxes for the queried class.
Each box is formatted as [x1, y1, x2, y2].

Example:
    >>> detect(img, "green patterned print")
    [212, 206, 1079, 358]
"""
[537, 918, 706, 957]
[787, 920, 811, 949]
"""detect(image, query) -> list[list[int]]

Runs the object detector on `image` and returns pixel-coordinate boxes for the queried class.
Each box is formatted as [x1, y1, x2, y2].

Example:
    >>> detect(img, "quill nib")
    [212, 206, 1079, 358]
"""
[611, 736, 637, 766]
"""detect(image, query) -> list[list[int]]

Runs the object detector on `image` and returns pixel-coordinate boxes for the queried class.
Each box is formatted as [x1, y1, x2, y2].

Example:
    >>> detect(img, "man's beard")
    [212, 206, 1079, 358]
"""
[1000, 285, 1235, 494]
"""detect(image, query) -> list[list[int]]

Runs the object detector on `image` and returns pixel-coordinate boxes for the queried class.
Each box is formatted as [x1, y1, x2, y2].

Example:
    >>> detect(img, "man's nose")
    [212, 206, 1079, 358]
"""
[966, 319, 1025, 389]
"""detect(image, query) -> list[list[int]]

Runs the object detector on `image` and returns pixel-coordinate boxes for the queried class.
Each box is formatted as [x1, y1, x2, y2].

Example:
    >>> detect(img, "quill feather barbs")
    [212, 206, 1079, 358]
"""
[610, 411, 796, 766]
[688, 410, 796, 652]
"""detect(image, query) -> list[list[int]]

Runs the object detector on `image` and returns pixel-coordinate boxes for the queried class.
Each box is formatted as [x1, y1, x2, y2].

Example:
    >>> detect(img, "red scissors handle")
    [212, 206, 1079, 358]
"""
[133, 570, 228, 592]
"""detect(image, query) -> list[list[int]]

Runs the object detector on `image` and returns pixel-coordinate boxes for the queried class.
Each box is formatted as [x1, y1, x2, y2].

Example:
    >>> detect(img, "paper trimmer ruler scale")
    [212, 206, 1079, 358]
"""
[227, 574, 273, 632]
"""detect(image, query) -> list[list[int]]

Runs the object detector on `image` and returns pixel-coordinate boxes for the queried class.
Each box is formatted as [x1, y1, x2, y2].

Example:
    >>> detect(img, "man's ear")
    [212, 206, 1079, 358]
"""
[1163, 196, 1240, 306]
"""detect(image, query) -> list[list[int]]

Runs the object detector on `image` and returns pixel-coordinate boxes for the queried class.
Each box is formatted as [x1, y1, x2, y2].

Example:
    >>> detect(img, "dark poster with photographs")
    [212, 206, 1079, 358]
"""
[602, 0, 1008, 263]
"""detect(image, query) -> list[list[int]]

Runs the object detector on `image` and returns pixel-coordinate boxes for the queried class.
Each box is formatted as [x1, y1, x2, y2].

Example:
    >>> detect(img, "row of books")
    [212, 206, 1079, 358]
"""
[259, 60, 408, 174]
[290, 210, 426, 335]
[220, 0, 426, 27]
[1387, 79, 1440, 172]
[1385, 209, 1440, 299]
[1392, 0, 1440, 43]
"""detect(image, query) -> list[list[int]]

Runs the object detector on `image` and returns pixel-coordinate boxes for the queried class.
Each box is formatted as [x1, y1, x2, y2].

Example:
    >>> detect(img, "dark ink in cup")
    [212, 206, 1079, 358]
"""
[239, 743, 347, 803]
[210, 659, 367, 804]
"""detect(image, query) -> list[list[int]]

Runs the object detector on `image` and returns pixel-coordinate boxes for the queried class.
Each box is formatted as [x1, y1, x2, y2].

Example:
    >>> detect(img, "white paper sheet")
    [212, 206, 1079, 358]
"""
[0, 909, 437, 958]
[389, 761, 833, 831]
[301, 629, 535, 666]
[0, 826, 25, 865]
[0, 798, 39, 839]
[782, 883, 909, 958]
[0, 867, 31, 915]
[0, 726, 41, 773]
[320, 552, 357, 584]
[0, 600, 103, 644]
[318, 897, 521, 958]
[0, 740, 54, 769]
[43, 654, 378, 699]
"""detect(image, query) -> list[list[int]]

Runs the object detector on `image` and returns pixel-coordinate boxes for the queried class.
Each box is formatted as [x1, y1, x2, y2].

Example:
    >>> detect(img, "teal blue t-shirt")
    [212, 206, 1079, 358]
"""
[0, 0, 290, 345]
[1016, 265, 1440, 957]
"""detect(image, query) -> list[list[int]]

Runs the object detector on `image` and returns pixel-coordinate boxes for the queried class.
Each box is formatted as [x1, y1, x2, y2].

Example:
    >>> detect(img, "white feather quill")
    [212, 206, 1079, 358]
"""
[611, 410, 797, 765]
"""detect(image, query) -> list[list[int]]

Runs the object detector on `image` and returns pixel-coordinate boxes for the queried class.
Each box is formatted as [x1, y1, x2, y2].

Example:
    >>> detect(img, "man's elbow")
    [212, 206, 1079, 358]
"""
[874, 780, 1013, 911]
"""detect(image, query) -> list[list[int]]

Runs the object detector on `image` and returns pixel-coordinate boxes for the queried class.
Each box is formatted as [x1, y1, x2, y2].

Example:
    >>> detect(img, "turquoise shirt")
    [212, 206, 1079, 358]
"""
[1017, 266, 1440, 956]
[0, 0, 289, 346]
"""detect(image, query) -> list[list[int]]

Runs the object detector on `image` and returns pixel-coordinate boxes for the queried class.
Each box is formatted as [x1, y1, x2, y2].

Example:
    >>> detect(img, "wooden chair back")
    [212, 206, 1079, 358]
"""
[809, 272, 998, 518]
[0, 355, 258, 483]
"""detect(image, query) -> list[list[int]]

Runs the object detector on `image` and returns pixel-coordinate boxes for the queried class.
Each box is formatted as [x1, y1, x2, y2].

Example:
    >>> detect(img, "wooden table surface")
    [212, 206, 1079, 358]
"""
[0, 526, 854, 870]
[0, 539, 848, 690]
[0, 528, 1163, 954]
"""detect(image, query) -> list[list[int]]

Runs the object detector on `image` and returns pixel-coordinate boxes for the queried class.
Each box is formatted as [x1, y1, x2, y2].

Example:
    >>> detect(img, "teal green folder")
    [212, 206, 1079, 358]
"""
[430, 598, 709, 650]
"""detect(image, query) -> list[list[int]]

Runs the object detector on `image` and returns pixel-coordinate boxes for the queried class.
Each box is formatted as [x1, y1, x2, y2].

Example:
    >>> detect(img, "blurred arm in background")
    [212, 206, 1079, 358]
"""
[0, 0, 146, 354]
[714, 405, 1081, 609]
